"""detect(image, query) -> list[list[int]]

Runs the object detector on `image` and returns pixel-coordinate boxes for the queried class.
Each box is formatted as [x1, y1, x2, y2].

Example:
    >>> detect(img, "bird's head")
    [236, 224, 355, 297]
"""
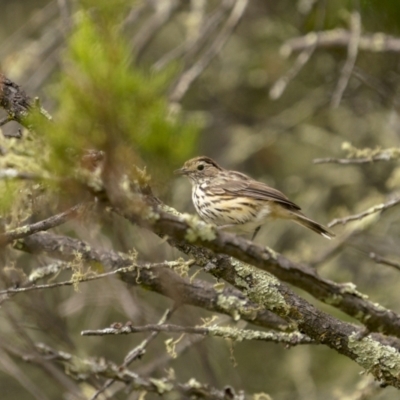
[175, 156, 222, 183]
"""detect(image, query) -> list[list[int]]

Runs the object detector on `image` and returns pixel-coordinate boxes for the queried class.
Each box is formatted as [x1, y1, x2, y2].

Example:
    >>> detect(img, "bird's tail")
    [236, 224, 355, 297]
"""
[291, 213, 335, 240]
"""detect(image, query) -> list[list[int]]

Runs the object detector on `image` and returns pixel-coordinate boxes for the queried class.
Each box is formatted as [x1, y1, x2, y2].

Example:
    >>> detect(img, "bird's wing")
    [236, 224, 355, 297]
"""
[209, 179, 301, 211]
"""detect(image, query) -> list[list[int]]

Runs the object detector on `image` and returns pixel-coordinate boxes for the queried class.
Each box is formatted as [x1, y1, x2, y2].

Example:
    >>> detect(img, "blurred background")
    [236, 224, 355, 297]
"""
[1, 0, 400, 399]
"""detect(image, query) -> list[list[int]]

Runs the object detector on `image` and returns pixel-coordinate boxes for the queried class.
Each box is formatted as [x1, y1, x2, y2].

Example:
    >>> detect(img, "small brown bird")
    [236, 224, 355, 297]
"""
[175, 156, 334, 240]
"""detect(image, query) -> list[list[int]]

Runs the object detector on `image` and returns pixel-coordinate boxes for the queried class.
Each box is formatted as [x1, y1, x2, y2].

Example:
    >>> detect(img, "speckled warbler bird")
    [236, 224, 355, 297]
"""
[175, 156, 334, 240]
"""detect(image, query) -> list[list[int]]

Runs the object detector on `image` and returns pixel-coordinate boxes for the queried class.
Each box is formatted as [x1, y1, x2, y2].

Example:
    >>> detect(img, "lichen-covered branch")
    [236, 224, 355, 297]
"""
[16, 232, 288, 331]
[136, 207, 400, 339]
[33, 343, 250, 399]
[0, 204, 82, 246]
[107, 198, 400, 387]
[82, 322, 314, 346]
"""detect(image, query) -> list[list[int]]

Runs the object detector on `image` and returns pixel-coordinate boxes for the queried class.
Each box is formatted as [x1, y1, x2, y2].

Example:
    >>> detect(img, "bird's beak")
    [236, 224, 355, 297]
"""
[174, 167, 188, 176]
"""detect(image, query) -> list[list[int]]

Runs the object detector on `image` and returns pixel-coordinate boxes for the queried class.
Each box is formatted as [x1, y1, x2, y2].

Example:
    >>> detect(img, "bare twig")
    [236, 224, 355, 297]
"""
[0, 262, 169, 297]
[310, 228, 363, 268]
[57, 0, 71, 33]
[331, 11, 361, 108]
[0, 204, 82, 246]
[90, 308, 175, 400]
[35, 343, 249, 400]
[335, 376, 383, 400]
[152, 1, 230, 71]
[313, 154, 398, 164]
[328, 196, 400, 228]
[82, 322, 314, 345]
[0, 2, 59, 60]
[131, 0, 179, 61]
[270, 44, 317, 100]
[169, 0, 248, 103]
[282, 29, 400, 55]
[0, 266, 122, 296]
[314, 144, 400, 165]
[369, 252, 400, 272]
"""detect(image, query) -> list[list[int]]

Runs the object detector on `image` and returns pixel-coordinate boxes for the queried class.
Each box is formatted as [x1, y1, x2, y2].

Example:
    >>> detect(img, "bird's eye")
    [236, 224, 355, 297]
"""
[197, 164, 204, 171]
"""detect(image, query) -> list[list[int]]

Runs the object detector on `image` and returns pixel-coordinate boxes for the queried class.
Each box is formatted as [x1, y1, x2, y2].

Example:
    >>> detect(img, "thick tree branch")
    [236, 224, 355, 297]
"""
[109, 203, 400, 387]
[139, 207, 400, 339]
[16, 232, 288, 331]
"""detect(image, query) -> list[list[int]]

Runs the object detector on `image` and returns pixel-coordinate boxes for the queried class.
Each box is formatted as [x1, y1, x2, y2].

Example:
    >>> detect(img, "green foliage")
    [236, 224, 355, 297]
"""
[38, 0, 199, 180]
[0, 181, 17, 217]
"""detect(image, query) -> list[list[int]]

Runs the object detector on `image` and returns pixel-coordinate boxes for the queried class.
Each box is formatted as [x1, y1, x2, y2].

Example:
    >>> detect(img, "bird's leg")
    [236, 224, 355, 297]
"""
[251, 226, 261, 240]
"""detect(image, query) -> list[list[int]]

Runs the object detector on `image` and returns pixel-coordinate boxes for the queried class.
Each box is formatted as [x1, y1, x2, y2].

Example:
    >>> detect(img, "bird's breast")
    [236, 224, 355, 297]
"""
[192, 185, 273, 226]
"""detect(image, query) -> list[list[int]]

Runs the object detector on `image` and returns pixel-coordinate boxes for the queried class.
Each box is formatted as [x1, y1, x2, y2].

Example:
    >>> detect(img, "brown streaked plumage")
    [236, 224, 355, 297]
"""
[175, 156, 334, 240]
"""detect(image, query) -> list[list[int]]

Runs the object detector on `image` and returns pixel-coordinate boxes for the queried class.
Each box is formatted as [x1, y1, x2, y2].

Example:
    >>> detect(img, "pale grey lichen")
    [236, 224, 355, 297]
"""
[186, 378, 202, 389]
[28, 261, 68, 282]
[323, 293, 343, 306]
[339, 282, 369, 300]
[204, 325, 311, 345]
[229, 257, 290, 317]
[348, 332, 400, 378]
[216, 293, 258, 321]
[149, 378, 173, 394]
[180, 213, 217, 242]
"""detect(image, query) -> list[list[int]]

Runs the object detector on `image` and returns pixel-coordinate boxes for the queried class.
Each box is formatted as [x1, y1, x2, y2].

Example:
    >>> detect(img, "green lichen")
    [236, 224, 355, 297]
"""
[323, 293, 343, 306]
[181, 213, 217, 242]
[148, 378, 173, 394]
[339, 282, 369, 300]
[186, 378, 202, 389]
[348, 332, 400, 378]
[229, 257, 290, 317]
[216, 293, 259, 321]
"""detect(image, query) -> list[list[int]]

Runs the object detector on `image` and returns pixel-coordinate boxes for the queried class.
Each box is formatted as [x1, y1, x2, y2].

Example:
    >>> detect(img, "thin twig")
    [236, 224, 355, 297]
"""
[331, 11, 361, 108]
[35, 343, 248, 400]
[152, 1, 230, 71]
[131, 0, 179, 61]
[57, 0, 71, 34]
[0, 266, 125, 296]
[89, 308, 175, 400]
[0, 204, 83, 246]
[0, 262, 168, 297]
[328, 196, 400, 228]
[82, 323, 313, 345]
[169, 0, 248, 103]
[313, 154, 397, 164]
[369, 252, 400, 272]
[282, 29, 400, 55]
[270, 45, 317, 100]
